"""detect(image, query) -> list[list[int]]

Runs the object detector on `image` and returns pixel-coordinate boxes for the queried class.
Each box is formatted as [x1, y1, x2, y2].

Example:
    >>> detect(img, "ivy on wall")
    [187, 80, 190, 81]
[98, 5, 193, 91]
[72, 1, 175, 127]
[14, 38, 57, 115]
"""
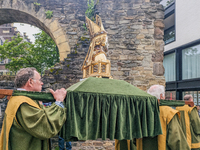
[33, 2, 41, 12]
[85, 0, 95, 20]
[45, 10, 53, 19]
[83, 0, 99, 31]
[33, 2, 41, 6]
[85, 0, 99, 20]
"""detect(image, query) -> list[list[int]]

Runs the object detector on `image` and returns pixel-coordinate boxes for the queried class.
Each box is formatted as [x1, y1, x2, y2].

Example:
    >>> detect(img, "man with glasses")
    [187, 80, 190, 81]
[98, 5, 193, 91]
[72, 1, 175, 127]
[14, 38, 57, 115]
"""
[0, 67, 67, 150]
[176, 95, 200, 149]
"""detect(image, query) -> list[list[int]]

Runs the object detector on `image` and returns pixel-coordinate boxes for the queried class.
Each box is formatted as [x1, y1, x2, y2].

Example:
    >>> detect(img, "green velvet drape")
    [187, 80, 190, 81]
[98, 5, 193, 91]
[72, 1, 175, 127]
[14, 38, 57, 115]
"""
[12, 77, 163, 141]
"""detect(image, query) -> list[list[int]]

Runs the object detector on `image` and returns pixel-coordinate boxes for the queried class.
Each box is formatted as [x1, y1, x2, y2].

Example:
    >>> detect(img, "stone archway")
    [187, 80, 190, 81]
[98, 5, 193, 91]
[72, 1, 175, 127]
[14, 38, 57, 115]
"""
[0, 0, 70, 60]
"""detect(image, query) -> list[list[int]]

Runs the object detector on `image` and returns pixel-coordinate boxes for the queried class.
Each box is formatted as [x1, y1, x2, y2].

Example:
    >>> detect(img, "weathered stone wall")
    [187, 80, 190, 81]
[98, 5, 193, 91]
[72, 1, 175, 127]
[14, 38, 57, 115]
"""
[96, 0, 165, 91]
[41, 0, 165, 91]
[0, 97, 7, 131]
[0, 76, 14, 131]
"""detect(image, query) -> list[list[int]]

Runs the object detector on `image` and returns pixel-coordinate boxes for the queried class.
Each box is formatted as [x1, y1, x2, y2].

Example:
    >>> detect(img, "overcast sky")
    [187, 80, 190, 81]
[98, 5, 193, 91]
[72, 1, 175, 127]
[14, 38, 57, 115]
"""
[13, 23, 41, 43]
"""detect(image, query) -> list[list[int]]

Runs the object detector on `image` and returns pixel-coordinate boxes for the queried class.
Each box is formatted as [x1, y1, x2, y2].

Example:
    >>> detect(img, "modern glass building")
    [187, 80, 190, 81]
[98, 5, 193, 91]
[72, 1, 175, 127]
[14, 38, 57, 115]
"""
[161, 0, 200, 105]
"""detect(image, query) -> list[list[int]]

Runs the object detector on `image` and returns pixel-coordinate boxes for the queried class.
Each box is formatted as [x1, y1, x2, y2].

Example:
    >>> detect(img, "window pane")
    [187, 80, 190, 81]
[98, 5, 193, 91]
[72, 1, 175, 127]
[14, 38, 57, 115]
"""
[194, 91, 198, 106]
[198, 91, 200, 105]
[163, 53, 176, 82]
[164, 26, 175, 44]
[165, 91, 176, 100]
[182, 44, 200, 80]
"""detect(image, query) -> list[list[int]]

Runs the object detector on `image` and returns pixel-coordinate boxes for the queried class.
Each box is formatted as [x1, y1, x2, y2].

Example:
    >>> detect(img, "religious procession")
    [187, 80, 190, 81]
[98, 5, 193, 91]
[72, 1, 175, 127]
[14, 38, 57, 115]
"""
[0, 0, 200, 150]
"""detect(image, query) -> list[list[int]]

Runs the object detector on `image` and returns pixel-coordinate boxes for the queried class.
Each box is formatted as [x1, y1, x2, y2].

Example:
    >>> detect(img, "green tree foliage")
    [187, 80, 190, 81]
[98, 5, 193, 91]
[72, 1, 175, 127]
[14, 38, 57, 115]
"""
[0, 31, 59, 74]
[85, 0, 95, 20]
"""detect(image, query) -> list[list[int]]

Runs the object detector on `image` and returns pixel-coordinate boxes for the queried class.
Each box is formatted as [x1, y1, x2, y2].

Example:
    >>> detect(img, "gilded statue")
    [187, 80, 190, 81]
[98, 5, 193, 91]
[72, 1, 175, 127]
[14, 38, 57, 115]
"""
[82, 15, 112, 79]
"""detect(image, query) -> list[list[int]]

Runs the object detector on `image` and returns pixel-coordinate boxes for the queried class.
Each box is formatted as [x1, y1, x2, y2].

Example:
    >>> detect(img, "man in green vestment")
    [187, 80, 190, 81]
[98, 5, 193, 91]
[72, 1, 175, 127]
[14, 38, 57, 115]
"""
[0, 67, 67, 150]
[176, 102, 200, 149]
[115, 85, 190, 150]
[177, 94, 200, 149]
[138, 85, 190, 150]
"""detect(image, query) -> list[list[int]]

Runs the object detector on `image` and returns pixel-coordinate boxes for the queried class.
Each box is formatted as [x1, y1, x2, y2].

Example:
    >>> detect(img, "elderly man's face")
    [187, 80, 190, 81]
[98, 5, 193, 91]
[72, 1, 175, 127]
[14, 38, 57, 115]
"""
[31, 71, 43, 92]
[189, 98, 193, 102]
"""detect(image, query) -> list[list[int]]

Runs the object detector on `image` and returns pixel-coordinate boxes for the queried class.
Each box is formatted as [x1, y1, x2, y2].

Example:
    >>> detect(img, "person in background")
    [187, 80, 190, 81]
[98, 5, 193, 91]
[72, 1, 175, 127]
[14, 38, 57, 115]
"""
[184, 94, 193, 101]
[135, 85, 190, 150]
[115, 85, 190, 150]
[0, 67, 67, 150]
[176, 97, 200, 149]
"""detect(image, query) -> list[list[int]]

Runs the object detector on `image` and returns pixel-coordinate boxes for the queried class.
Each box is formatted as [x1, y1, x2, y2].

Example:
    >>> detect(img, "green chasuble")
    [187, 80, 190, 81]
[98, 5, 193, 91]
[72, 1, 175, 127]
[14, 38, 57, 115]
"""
[136, 106, 190, 150]
[0, 96, 66, 150]
[176, 105, 200, 150]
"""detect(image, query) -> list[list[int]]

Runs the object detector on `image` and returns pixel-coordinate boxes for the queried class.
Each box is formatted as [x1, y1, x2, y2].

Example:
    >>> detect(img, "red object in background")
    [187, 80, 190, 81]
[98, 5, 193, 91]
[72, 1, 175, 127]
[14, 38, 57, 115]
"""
[170, 93, 172, 100]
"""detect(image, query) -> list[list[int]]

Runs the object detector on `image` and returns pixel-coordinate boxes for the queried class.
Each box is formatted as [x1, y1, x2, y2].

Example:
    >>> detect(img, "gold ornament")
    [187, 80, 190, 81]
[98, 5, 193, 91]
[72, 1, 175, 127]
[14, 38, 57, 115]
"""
[82, 15, 112, 79]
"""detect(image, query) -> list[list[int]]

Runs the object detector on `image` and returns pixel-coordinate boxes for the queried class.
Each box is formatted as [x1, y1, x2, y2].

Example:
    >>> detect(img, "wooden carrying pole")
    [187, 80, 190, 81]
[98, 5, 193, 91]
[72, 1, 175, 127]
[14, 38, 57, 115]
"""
[157, 99, 194, 107]
[0, 89, 13, 99]
[0, 89, 195, 107]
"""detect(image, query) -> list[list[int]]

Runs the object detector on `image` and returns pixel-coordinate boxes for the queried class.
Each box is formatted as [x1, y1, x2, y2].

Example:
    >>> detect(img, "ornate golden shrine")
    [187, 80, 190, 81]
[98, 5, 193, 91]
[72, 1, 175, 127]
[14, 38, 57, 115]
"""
[82, 15, 112, 79]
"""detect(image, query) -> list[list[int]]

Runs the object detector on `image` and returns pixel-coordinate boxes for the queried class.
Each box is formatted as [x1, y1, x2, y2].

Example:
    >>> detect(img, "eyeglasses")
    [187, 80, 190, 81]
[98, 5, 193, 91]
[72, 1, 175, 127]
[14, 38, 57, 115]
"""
[31, 78, 43, 82]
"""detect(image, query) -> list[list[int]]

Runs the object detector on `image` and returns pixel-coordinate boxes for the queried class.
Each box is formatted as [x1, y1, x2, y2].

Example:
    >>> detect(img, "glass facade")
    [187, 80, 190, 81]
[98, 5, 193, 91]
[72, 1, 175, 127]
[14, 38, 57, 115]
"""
[165, 91, 176, 100]
[163, 53, 176, 82]
[164, 26, 175, 45]
[165, 46, 200, 100]
[163, 0, 200, 101]
[163, 1, 175, 45]
[182, 44, 200, 80]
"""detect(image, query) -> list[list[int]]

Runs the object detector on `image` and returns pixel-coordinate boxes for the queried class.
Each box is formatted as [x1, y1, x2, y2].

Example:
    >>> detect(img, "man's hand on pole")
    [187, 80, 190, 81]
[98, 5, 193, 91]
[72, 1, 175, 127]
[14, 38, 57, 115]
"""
[49, 88, 67, 102]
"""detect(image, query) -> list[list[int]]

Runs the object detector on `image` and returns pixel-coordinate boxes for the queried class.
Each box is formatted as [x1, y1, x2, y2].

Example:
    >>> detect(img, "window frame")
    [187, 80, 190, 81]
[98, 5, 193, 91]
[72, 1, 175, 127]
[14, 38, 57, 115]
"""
[164, 1, 176, 45]
[165, 39, 200, 100]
